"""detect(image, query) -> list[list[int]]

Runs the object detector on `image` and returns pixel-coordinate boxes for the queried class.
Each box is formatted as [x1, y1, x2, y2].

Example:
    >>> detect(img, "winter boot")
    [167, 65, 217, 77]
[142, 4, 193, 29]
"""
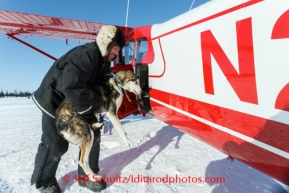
[78, 176, 107, 192]
[38, 179, 61, 193]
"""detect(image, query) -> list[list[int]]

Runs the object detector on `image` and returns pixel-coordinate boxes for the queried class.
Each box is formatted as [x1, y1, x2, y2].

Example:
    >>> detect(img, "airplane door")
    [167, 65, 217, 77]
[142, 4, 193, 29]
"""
[135, 37, 152, 114]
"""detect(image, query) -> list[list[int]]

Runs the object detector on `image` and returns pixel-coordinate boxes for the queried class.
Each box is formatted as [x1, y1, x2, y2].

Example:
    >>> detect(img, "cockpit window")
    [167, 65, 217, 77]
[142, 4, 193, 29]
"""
[136, 38, 148, 62]
[122, 40, 134, 64]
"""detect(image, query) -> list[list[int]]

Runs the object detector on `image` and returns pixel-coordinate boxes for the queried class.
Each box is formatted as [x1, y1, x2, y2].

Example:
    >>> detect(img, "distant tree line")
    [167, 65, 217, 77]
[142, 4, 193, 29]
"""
[0, 89, 33, 98]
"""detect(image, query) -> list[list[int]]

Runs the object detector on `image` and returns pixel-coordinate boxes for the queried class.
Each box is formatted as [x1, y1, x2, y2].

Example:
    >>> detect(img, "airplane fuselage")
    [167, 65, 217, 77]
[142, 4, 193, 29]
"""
[132, 0, 289, 185]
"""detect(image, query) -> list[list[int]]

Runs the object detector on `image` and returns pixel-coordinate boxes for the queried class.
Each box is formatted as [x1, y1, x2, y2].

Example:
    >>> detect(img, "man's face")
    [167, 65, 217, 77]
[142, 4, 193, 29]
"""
[107, 46, 120, 62]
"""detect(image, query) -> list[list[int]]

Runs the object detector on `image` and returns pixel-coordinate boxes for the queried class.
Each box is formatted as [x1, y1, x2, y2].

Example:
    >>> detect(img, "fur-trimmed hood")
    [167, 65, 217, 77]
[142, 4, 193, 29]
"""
[96, 25, 125, 57]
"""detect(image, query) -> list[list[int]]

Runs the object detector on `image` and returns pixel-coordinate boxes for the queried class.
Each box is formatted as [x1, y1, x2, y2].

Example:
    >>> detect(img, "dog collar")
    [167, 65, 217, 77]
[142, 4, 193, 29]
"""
[108, 72, 132, 102]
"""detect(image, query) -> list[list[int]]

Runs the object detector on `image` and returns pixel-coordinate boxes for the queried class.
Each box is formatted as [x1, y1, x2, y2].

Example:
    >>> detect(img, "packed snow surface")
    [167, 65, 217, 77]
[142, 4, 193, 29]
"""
[0, 98, 288, 193]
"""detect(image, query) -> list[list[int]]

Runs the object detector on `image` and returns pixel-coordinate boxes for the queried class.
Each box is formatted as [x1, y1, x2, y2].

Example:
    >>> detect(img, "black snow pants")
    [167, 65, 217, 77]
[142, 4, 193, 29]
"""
[31, 112, 101, 188]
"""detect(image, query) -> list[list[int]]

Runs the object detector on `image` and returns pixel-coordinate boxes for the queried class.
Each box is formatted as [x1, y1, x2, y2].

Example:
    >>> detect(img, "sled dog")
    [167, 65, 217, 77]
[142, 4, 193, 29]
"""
[55, 70, 142, 180]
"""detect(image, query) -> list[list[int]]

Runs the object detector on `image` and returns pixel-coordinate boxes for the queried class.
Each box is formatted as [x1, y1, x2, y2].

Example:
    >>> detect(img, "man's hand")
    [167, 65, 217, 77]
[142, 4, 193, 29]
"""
[102, 72, 113, 82]
[81, 109, 98, 125]
[81, 109, 103, 130]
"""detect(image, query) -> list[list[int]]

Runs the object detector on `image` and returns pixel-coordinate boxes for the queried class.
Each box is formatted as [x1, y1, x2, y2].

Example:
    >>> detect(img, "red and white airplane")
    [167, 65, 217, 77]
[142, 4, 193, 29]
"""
[1, 0, 289, 185]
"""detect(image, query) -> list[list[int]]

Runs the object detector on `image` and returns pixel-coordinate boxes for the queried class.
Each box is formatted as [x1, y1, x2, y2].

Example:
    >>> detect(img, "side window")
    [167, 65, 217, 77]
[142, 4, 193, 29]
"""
[136, 38, 148, 62]
[110, 61, 114, 67]
[122, 40, 134, 64]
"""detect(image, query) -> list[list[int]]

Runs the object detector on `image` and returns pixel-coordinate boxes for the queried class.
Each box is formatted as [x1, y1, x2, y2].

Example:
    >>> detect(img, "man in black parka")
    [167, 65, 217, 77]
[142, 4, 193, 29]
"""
[31, 25, 125, 193]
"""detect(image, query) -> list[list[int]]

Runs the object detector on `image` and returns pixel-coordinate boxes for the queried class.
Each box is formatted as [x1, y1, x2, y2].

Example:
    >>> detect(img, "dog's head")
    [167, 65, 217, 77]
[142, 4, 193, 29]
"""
[115, 70, 142, 95]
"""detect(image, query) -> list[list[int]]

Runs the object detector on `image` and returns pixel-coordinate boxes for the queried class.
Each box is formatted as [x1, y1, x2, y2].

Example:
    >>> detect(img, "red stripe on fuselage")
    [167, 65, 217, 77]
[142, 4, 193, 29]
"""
[149, 88, 289, 185]
[150, 88, 289, 154]
[151, 0, 264, 40]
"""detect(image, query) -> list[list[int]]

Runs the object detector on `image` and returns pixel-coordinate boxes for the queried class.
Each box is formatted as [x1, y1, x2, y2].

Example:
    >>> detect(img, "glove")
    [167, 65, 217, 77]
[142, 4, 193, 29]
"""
[81, 108, 98, 125]
[96, 114, 104, 124]
[102, 72, 114, 82]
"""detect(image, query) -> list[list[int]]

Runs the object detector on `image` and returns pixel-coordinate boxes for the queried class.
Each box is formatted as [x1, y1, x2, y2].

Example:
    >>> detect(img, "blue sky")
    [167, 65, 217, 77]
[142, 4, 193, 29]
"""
[0, 0, 209, 93]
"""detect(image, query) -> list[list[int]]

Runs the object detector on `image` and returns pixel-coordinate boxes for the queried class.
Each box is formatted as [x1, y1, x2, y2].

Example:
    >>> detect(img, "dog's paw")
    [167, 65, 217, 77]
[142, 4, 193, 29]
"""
[94, 122, 103, 128]
[91, 123, 103, 130]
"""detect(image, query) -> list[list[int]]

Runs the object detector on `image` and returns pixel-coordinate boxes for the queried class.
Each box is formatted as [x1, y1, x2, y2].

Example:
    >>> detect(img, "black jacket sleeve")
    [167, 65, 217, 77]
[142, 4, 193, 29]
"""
[61, 45, 99, 114]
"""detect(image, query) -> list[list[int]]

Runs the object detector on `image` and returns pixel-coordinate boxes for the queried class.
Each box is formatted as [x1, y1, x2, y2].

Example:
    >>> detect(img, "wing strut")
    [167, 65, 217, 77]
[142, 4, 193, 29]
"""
[7, 34, 57, 61]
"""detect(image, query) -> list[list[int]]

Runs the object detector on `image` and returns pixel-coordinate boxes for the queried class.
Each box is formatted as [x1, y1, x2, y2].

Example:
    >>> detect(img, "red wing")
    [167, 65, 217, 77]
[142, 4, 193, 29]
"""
[0, 10, 134, 41]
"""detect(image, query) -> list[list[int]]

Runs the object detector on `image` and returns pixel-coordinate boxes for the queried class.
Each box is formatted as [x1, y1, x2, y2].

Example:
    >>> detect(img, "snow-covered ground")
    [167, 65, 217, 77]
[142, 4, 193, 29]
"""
[0, 97, 288, 193]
